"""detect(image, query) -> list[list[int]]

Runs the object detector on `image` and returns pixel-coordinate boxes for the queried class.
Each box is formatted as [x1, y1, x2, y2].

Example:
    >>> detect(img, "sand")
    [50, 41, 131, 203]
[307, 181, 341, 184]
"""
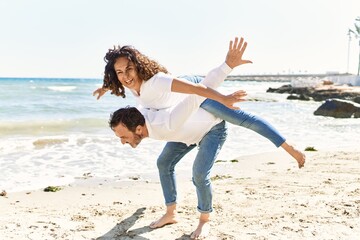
[1, 149, 359, 239]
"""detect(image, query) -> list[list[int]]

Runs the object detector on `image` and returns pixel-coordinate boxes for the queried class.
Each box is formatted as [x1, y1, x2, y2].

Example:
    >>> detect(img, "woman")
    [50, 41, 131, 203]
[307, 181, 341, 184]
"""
[94, 37, 305, 239]
[93, 37, 305, 166]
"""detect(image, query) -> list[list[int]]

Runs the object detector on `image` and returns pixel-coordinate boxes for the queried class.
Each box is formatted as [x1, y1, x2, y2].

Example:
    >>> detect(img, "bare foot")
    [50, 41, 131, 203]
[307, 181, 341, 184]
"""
[281, 142, 306, 168]
[190, 219, 210, 239]
[149, 213, 178, 229]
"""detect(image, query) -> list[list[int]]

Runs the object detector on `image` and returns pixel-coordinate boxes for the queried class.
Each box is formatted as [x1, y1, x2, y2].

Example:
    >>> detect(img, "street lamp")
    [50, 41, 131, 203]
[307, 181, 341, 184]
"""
[347, 29, 351, 73]
[348, 17, 360, 76]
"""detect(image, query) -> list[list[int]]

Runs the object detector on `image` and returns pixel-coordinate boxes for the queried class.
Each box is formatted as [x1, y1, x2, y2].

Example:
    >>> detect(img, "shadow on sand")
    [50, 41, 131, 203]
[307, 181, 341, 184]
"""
[96, 207, 192, 240]
[96, 207, 151, 240]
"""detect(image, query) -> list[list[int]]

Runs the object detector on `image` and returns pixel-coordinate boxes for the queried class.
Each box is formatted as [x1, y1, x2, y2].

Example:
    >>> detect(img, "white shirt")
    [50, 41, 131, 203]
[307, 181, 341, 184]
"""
[139, 62, 232, 145]
[130, 72, 185, 110]
[131, 62, 232, 111]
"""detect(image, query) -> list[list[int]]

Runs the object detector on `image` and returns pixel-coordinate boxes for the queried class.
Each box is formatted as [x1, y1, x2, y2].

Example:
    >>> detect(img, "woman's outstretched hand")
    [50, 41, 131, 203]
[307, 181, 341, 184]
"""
[93, 88, 108, 100]
[221, 89, 247, 110]
[226, 37, 253, 69]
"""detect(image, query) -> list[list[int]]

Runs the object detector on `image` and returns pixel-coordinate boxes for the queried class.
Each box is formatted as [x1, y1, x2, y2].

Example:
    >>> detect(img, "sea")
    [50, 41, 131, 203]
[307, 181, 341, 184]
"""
[0, 77, 358, 192]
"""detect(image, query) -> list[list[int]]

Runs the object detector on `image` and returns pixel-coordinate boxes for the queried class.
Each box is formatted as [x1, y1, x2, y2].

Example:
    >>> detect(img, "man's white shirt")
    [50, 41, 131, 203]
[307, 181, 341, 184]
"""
[139, 62, 232, 145]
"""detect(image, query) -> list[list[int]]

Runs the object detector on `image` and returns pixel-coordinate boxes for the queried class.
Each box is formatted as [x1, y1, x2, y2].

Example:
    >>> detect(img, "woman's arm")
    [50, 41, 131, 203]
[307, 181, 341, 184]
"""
[171, 77, 240, 109]
[171, 36, 252, 109]
[167, 89, 247, 130]
[93, 87, 109, 100]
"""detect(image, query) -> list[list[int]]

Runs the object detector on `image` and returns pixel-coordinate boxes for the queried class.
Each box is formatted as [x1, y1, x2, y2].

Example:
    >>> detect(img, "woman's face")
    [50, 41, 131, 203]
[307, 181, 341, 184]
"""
[114, 57, 142, 92]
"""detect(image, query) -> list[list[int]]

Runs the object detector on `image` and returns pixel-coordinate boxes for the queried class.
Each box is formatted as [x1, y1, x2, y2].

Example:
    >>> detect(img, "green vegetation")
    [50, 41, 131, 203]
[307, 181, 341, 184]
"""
[305, 146, 317, 151]
[211, 174, 232, 181]
[43, 186, 62, 192]
[215, 160, 226, 163]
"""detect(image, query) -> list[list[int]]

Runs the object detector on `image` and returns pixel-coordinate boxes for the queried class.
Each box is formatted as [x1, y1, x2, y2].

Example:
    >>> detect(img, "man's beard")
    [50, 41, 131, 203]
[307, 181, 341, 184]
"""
[130, 133, 142, 148]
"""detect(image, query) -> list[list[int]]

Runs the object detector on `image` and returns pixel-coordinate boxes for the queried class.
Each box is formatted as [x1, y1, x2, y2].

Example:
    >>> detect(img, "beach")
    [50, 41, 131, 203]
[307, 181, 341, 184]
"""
[1, 77, 360, 239]
[1, 149, 359, 240]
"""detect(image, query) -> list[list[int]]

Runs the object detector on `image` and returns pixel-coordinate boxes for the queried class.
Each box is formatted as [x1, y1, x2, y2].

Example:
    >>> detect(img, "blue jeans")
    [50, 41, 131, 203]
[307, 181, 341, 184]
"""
[157, 121, 227, 213]
[178, 75, 286, 147]
[156, 75, 286, 213]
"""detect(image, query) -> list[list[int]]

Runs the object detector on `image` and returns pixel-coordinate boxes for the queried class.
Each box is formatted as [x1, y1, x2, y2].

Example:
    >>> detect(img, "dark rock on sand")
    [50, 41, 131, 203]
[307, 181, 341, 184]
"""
[314, 99, 360, 118]
[267, 85, 360, 102]
[287, 94, 311, 101]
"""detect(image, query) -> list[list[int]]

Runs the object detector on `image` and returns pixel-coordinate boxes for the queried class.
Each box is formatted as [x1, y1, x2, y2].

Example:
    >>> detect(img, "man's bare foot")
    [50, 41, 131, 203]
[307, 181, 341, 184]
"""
[149, 213, 178, 229]
[190, 220, 210, 239]
[281, 142, 306, 168]
[190, 213, 210, 239]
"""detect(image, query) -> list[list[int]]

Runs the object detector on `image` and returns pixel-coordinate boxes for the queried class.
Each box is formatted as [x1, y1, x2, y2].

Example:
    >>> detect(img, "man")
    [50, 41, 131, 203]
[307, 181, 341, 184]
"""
[109, 97, 245, 239]
[109, 37, 251, 239]
[109, 54, 249, 238]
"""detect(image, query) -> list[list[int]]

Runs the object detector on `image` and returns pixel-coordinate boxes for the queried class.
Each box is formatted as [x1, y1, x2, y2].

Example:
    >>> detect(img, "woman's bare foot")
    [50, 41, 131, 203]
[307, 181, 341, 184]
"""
[281, 142, 306, 168]
[149, 212, 178, 229]
[190, 213, 210, 239]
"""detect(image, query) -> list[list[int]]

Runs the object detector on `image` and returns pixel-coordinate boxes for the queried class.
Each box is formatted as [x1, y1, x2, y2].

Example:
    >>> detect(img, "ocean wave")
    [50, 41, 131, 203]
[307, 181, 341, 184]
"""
[29, 85, 78, 92]
[0, 118, 108, 136]
[33, 138, 69, 149]
[47, 86, 77, 92]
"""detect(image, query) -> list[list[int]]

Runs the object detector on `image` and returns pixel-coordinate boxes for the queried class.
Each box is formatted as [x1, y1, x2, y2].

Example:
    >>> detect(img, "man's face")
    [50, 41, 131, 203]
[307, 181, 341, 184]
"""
[113, 123, 143, 148]
[114, 57, 142, 91]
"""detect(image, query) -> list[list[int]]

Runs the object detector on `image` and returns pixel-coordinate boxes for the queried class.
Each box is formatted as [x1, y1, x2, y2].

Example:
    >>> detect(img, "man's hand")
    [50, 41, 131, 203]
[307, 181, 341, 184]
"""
[221, 90, 247, 110]
[226, 37, 252, 69]
[93, 87, 108, 100]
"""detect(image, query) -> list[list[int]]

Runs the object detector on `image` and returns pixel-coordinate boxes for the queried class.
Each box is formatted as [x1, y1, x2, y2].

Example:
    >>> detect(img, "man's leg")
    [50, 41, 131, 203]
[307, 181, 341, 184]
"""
[150, 141, 195, 229]
[191, 121, 228, 239]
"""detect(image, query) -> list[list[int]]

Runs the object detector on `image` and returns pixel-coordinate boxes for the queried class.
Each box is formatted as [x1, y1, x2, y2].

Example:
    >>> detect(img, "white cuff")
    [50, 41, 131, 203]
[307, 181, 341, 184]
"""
[220, 62, 233, 75]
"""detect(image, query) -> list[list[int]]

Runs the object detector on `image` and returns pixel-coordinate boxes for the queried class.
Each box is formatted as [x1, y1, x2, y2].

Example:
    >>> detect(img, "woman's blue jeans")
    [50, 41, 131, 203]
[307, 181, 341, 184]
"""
[178, 75, 286, 147]
[157, 121, 227, 213]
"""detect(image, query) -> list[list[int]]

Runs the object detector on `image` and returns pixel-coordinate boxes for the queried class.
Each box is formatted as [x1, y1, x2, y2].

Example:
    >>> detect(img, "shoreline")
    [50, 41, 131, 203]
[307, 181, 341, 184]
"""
[1, 149, 359, 239]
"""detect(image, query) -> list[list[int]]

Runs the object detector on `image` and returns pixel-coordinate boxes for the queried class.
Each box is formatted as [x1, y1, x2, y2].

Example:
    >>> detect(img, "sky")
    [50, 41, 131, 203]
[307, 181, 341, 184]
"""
[0, 0, 359, 78]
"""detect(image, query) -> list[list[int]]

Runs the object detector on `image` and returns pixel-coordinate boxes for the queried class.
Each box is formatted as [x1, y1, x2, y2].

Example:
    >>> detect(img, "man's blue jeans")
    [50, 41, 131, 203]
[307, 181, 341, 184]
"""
[156, 75, 286, 213]
[178, 75, 286, 147]
[157, 121, 227, 213]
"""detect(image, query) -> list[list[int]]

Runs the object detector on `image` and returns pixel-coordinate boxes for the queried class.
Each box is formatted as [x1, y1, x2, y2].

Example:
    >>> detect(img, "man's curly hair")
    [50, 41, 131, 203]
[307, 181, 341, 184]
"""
[102, 45, 169, 98]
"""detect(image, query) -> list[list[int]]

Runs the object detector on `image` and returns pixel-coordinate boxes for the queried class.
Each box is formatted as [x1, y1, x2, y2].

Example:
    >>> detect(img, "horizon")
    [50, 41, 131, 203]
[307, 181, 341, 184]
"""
[0, 72, 355, 80]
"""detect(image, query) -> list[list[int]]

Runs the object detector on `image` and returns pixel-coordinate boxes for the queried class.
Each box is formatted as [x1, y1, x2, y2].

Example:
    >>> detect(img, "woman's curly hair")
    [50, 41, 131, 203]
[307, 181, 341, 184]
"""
[102, 45, 169, 98]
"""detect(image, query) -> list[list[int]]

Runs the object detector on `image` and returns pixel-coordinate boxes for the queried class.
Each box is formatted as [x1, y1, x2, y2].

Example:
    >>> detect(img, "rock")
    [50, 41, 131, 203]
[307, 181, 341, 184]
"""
[287, 94, 311, 101]
[267, 84, 293, 94]
[353, 97, 360, 104]
[314, 99, 360, 118]
[267, 82, 360, 118]
[322, 80, 334, 85]
[267, 84, 360, 103]
[310, 86, 360, 101]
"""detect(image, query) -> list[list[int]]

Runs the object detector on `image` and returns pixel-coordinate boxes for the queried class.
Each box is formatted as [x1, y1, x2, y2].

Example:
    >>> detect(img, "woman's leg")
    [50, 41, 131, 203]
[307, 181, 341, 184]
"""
[201, 99, 286, 147]
[150, 141, 195, 229]
[201, 99, 305, 167]
[177, 75, 203, 83]
[180, 75, 305, 167]
[178, 75, 285, 146]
